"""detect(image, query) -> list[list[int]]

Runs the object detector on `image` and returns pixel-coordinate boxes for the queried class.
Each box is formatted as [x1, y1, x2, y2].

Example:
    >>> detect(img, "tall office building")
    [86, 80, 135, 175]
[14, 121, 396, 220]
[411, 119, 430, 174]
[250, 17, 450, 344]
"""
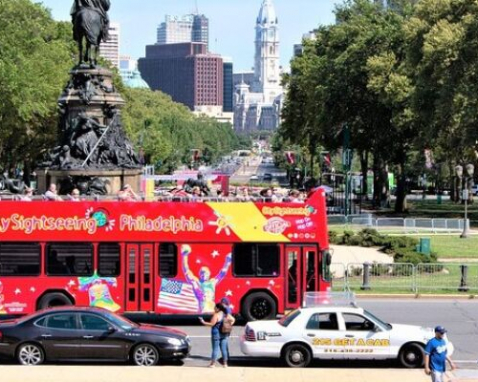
[157, 15, 194, 45]
[223, 57, 234, 113]
[157, 14, 209, 49]
[99, 22, 120, 68]
[233, 0, 284, 132]
[138, 43, 223, 112]
[192, 14, 209, 48]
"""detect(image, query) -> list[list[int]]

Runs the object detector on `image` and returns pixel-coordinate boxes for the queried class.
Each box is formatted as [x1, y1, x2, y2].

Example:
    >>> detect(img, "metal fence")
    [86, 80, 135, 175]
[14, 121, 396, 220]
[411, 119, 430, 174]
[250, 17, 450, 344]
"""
[331, 262, 478, 293]
[328, 214, 467, 234]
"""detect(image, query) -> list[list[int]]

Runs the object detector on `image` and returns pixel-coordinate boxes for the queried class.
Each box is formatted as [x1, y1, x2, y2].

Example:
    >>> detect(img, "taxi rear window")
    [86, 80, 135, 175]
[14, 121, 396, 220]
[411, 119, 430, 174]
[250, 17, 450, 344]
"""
[279, 309, 301, 327]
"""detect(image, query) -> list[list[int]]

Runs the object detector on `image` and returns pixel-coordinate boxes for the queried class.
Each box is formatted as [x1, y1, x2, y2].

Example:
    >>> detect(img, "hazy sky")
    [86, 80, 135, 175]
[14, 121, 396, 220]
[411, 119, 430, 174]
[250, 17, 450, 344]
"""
[38, 0, 340, 71]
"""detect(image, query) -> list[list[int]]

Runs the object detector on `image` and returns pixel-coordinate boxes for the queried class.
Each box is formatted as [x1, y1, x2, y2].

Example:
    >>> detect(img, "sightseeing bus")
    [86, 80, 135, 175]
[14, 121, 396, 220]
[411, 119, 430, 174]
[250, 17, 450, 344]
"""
[0, 189, 331, 321]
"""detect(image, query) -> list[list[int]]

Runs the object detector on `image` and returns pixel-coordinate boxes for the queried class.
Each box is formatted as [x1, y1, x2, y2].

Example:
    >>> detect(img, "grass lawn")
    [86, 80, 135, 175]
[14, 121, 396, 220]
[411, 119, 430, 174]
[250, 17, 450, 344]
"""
[428, 235, 478, 258]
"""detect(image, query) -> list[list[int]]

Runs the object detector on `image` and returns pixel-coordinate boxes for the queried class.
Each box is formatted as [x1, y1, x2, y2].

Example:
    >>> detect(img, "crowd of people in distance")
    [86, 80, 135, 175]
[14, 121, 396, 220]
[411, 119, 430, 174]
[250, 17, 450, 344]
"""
[156, 185, 307, 203]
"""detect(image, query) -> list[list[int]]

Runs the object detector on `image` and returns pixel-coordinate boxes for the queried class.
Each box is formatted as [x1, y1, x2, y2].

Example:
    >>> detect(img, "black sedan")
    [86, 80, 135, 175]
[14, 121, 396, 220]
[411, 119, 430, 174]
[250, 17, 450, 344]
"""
[0, 307, 190, 366]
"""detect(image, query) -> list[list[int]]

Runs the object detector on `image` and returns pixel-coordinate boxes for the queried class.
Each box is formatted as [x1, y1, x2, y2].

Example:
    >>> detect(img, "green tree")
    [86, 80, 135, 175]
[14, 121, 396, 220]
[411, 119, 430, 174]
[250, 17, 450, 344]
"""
[0, 0, 74, 178]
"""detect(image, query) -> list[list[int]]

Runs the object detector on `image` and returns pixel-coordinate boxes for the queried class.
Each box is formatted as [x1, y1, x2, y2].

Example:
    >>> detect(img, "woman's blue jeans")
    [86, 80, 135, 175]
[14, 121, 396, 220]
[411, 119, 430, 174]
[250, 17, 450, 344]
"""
[211, 335, 229, 362]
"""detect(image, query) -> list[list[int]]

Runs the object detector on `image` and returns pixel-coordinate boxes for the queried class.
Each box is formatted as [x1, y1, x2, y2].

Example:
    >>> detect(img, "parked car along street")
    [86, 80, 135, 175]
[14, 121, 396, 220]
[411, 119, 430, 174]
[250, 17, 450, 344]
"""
[0, 307, 190, 366]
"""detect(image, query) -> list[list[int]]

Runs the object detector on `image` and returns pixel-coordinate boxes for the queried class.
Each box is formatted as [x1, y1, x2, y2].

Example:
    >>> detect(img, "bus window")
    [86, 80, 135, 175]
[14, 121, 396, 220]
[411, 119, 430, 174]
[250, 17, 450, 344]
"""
[257, 244, 280, 276]
[159, 243, 177, 278]
[0, 243, 40, 276]
[233, 243, 280, 277]
[98, 243, 120, 277]
[46, 243, 93, 276]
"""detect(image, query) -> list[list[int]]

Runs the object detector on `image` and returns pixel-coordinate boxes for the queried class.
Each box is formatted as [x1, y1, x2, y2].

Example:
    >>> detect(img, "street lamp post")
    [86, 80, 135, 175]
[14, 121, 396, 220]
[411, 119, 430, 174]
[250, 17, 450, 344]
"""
[458, 164, 474, 239]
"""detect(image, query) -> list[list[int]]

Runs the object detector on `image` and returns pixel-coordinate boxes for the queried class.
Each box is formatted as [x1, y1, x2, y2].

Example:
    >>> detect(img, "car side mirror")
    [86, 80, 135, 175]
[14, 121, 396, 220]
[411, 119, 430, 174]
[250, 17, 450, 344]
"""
[373, 325, 381, 332]
[107, 326, 116, 333]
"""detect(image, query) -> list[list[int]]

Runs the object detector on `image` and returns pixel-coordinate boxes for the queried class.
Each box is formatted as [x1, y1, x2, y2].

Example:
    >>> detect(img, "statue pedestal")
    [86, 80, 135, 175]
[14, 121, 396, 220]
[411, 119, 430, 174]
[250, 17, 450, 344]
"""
[36, 168, 142, 196]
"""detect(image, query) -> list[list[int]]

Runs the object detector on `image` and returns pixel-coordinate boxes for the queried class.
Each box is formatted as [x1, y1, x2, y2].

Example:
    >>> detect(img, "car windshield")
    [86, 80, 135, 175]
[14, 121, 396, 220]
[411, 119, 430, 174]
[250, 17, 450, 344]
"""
[278, 309, 301, 327]
[364, 310, 392, 330]
[103, 312, 138, 330]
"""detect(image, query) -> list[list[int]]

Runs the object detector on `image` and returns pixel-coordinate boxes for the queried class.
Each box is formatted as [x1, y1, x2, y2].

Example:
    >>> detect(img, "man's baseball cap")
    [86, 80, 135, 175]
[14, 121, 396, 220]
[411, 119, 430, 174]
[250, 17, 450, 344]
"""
[435, 325, 447, 334]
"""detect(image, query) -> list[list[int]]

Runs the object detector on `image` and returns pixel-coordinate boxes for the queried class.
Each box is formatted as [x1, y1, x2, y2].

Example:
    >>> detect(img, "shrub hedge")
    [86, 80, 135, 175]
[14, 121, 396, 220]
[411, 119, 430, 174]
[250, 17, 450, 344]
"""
[328, 228, 438, 265]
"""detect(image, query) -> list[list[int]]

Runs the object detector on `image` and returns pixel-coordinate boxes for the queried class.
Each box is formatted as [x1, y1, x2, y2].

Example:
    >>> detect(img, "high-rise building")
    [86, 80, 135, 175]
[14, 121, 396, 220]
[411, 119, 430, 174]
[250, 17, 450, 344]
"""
[233, 0, 284, 132]
[157, 15, 194, 45]
[157, 14, 209, 49]
[223, 57, 234, 113]
[192, 14, 209, 48]
[138, 43, 223, 112]
[99, 22, 120, 68]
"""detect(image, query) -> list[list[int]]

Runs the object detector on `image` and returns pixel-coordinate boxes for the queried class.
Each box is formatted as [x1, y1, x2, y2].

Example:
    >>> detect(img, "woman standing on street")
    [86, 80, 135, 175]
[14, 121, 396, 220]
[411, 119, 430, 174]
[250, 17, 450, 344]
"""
[199, 302, 234, 367]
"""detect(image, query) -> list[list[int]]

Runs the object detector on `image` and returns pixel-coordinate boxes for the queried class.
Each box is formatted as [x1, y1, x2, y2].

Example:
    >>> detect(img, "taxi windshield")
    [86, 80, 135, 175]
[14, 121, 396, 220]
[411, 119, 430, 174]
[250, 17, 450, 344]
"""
[364, 310, 392, 330]
[278, 309, 301, 327]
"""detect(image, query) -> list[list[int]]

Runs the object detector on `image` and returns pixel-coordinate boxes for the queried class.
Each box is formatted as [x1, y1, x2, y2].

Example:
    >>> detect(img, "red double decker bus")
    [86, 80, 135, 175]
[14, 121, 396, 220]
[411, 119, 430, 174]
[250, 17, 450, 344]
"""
[0, 189, 331, 320]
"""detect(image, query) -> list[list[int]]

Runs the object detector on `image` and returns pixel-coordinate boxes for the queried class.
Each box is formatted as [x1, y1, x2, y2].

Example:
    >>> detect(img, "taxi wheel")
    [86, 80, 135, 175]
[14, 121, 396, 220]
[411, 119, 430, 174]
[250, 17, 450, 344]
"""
[283, 344, 312, 368]
[242, 292, 277, 321]
[399, 343, 424, 368]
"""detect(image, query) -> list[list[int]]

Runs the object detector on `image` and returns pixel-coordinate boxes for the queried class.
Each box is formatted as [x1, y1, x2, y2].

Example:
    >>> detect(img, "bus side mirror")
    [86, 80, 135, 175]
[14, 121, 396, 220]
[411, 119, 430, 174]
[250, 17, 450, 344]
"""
[324, 250, 332, 266]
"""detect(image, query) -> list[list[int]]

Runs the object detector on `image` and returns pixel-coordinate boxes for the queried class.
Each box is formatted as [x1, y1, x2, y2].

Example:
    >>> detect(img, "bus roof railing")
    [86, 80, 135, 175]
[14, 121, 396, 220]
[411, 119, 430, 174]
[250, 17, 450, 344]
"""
[302, 292, 357, 308]
[0, 194, 309, 203]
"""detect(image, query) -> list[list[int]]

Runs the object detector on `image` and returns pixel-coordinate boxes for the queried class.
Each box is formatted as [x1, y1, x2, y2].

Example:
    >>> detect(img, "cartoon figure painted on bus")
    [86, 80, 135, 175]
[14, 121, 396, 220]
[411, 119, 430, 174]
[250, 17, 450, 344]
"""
[181, 244, 232, 313]
[0, 281, 6, 314]
[78, 272, 121, 312]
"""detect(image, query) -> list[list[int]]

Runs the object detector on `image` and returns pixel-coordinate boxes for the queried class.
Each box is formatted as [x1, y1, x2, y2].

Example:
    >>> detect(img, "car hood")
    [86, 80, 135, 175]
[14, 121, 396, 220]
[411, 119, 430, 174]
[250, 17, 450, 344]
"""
[390, 323, 434, 340]
[132, 324, 187, 339]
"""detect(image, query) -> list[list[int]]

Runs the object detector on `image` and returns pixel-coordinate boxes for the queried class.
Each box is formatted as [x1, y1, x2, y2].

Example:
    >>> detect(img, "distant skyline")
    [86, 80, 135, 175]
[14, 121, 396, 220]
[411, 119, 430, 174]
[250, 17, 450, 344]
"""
[38, 0, 341, 70]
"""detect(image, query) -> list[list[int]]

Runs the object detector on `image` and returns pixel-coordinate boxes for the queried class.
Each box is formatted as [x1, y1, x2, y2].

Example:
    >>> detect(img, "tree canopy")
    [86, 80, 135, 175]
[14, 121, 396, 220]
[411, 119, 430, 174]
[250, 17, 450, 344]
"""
[278, 0, 478, 211]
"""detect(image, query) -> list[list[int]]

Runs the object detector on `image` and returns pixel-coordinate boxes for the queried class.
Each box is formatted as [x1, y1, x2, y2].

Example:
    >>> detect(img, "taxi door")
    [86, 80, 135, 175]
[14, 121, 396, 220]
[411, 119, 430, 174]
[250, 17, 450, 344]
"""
[338, 312, 391, 359]
[302, 312, 345, 359]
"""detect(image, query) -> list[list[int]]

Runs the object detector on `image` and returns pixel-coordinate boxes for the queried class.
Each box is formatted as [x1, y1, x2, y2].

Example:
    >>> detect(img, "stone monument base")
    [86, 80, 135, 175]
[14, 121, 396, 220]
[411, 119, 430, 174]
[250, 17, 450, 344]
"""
[36, 168, 142, 196]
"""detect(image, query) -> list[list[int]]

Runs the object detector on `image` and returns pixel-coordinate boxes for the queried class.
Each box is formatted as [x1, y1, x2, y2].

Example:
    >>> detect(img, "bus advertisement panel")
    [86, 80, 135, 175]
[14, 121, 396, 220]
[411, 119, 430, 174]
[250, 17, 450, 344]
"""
[0, 190, 330, 320]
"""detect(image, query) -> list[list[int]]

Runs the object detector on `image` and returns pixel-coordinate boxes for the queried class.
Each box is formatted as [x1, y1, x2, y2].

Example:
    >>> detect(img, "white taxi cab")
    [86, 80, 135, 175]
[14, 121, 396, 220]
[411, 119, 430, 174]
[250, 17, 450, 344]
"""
[240, 295, 447, 368]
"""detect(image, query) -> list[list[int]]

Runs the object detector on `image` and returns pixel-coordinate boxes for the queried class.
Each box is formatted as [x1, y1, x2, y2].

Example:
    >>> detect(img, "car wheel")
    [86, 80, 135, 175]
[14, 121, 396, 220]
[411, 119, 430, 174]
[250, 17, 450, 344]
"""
[399, 343, 424, 368]
[283, 344, 312, 368]
[17, 343, 45, 366]
[37, 293, 72, 310]
[242, 292, 277, 321]
[133, 344, 159, 366]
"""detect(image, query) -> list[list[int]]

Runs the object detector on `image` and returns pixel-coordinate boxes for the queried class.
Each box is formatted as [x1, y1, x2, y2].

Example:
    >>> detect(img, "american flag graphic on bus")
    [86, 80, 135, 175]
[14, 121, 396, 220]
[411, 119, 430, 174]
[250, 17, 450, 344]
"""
[157, 279, 199, 313]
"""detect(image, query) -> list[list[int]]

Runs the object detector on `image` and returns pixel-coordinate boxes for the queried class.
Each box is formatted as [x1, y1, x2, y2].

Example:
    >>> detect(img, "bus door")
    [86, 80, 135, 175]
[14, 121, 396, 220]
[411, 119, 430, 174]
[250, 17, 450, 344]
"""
[285, 245, 319, 310]
[125, 244, 155, 312]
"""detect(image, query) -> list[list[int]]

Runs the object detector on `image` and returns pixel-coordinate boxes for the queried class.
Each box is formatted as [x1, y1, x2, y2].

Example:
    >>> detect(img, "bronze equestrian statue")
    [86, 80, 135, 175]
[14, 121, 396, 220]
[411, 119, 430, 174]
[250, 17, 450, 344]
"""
[71, 0, 111, 67]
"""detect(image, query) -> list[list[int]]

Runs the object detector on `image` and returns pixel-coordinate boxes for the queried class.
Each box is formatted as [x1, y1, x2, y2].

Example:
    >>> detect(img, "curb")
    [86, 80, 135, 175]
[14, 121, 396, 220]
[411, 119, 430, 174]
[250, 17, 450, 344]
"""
[356, 294, 476, 299]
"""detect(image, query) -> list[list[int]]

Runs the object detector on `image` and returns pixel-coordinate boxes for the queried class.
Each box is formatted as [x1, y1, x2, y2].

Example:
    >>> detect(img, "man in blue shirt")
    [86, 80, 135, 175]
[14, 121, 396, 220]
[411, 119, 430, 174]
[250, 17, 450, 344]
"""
[425, 326, 456, 382]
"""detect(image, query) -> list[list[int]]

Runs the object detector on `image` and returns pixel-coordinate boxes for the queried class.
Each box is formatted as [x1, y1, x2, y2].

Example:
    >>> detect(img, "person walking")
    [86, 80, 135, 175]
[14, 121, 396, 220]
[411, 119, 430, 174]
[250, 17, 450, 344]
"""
[199, 303, 231, 367]
[424, 325, 456, 382]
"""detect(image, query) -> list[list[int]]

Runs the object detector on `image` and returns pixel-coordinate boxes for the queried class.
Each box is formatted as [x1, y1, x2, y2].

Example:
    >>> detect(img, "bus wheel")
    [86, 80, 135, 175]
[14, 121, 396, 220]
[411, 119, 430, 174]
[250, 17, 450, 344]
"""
[38, 293, 72, 310]
[242, 292, 276, 321]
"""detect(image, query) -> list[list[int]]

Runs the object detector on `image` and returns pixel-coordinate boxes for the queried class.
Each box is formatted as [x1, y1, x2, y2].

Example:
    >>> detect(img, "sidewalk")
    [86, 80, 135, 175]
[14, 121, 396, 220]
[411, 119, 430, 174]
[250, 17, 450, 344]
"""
[0, 365, 434, 382]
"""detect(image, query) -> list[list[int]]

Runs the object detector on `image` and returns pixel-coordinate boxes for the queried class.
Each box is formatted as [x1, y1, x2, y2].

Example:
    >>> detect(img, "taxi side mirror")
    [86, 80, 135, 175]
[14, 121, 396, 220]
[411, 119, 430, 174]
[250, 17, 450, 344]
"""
[373, 325, 381, 332]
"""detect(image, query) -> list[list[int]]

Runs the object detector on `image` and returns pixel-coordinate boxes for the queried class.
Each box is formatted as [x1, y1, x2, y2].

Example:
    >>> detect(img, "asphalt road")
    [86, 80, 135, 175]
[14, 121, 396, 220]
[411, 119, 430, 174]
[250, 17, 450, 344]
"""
[127, 298, 478, 368]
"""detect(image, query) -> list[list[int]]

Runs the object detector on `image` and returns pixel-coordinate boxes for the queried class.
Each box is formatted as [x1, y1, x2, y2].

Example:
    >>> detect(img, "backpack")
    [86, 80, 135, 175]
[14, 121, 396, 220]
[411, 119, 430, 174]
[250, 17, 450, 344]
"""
[221, 316, 233, 334]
